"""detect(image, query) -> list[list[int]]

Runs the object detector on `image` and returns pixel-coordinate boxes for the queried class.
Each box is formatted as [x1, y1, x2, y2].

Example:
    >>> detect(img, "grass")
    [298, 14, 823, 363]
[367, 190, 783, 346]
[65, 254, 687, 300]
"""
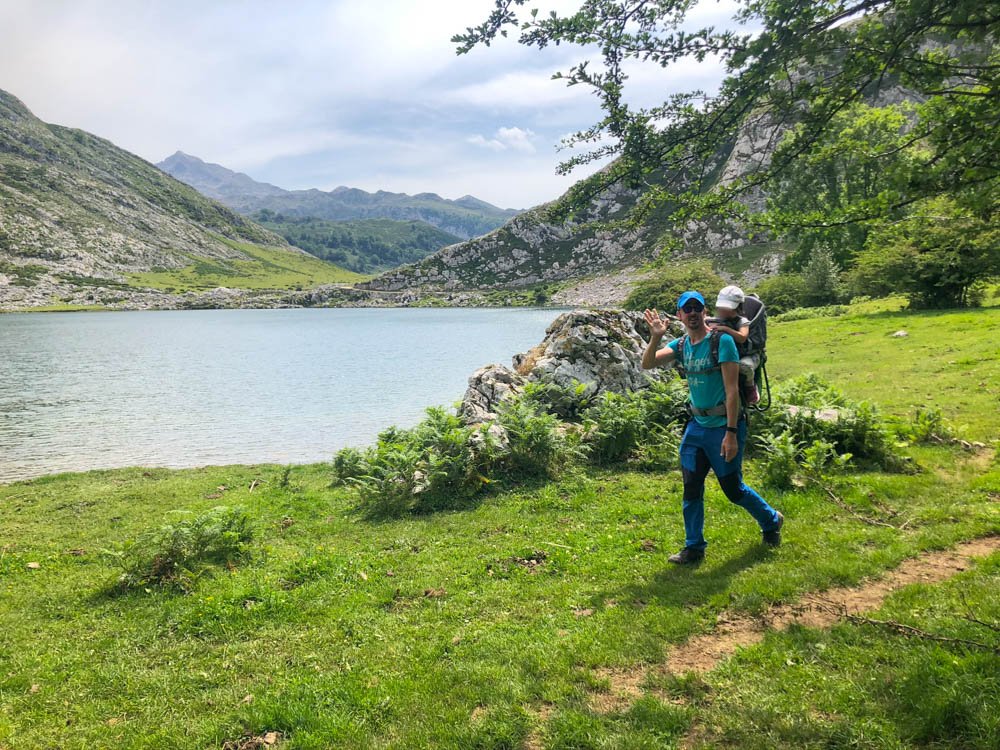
[1, 305, 998, 749]
[128, 239, 367, 292]
[768, 301, 1000, 440]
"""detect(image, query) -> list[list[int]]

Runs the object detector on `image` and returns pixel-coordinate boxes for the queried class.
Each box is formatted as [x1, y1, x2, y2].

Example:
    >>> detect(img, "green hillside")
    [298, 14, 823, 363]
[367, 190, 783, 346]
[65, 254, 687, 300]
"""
[2, 303, 997, 748]
[0, 90, 358, 309]
[253, 213, 460, 274]
[128, 238, 365, 292]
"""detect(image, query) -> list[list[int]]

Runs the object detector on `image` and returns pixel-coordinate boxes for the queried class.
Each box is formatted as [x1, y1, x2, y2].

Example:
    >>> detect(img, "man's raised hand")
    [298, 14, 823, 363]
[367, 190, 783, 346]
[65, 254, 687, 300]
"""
[644, 308, 667, 338]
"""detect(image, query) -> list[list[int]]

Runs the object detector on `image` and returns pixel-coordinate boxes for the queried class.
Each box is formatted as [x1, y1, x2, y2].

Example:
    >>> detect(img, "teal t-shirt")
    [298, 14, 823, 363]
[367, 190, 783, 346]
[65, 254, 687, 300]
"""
[668, 332, 739, 427]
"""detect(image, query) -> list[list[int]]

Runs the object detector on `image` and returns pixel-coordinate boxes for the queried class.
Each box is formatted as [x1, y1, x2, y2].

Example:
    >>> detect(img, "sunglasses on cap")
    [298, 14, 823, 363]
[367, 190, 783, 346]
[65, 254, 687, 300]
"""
[681, 301, 705, 313]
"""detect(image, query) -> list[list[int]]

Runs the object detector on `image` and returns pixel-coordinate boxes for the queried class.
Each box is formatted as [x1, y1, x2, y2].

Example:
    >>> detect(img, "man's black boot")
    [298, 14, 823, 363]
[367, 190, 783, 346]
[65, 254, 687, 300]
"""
[668, 547, 705, 565]
[763, 511, 784, 547]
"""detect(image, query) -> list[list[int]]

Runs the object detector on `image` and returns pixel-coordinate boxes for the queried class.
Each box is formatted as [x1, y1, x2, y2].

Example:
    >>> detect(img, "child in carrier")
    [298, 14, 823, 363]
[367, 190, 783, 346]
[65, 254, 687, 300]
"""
[709, 285, 760, 405]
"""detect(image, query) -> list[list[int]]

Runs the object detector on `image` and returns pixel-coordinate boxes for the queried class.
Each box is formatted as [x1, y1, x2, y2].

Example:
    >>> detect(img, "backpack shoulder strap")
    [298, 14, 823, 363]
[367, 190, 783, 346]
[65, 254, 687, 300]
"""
[710, 329, 720, 368]
[676, 334, 689, 376]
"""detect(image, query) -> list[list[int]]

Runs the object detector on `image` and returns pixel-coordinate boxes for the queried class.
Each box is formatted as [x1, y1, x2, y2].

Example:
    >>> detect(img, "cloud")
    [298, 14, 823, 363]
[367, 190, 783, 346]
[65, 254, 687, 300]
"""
[468, 126, 537, 153]
[0, 0, 738, 209]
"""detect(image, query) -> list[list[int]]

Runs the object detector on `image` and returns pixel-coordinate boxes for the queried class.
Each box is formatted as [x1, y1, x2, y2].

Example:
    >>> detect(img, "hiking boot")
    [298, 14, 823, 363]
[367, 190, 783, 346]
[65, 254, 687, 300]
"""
[668, 547, 705, 565]
[762, 511, 784, 547]
[743, 381, 760, 405]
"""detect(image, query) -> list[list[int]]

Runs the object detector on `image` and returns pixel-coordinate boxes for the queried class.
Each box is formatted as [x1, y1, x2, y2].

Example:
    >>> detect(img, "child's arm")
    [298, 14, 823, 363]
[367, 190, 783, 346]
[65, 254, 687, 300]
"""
[714, 324, 749, 345]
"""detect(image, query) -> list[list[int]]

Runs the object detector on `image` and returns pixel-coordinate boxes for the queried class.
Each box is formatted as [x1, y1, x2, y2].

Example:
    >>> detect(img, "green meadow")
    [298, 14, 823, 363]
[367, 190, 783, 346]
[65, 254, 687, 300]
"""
[1, 304, 998, 749]
[128, 238, 366, 292]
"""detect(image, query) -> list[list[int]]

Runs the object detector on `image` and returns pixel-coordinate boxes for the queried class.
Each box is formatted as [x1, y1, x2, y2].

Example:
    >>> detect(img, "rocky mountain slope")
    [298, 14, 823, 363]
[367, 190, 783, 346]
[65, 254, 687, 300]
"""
[0, 90, 355, 310]
[363, 83, 925, 306]
[157, 151, 520, 240]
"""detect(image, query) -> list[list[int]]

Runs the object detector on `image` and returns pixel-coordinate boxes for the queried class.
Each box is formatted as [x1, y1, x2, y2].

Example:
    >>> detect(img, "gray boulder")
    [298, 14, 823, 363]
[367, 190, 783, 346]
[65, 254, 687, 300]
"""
[460, 309, 682, 424]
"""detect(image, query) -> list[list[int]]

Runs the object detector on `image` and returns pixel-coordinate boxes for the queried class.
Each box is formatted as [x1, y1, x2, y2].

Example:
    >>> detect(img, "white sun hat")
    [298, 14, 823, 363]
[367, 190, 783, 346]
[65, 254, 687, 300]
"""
[715, 285, 745, 310]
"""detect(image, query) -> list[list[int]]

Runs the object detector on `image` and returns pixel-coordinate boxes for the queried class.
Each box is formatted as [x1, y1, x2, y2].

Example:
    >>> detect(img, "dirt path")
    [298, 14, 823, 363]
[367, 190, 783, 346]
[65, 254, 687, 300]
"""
[581, 535, 1000, 720]
[664, 535, 999, 675]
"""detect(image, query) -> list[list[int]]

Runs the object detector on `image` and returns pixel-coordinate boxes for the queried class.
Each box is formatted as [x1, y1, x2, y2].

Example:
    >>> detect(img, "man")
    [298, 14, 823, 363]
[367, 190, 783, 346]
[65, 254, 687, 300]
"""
[641, 291, 783, 564]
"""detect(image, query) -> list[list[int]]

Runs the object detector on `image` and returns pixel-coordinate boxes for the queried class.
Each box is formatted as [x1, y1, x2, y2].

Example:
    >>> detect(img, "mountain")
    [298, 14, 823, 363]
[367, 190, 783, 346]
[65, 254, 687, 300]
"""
[361, 81, 927, 305]
[0, 90, 360, 310]
[157, 152, 521, 240]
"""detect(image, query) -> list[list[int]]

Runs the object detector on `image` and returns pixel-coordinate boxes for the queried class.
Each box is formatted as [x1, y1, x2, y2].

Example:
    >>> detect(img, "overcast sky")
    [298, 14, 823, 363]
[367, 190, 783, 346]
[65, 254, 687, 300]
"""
[1, 1, 742, 210]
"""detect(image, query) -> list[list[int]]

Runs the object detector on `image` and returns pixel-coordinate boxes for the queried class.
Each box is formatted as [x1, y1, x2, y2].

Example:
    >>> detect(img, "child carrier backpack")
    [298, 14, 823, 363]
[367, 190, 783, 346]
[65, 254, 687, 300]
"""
[674, 293, 772, 411]
[741, 293, 771, 411]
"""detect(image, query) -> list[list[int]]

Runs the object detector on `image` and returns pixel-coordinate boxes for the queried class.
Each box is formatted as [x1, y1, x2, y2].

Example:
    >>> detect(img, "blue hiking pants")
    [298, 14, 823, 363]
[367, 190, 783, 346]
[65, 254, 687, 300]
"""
[679, 419, 781, 551]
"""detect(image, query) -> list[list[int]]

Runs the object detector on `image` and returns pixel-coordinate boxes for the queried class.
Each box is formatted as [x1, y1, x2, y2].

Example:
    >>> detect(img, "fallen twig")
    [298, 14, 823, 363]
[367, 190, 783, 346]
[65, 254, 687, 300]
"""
[248, 479, 260, 493]
[844, 612, 999, 653]
[812, 480, 900, 529]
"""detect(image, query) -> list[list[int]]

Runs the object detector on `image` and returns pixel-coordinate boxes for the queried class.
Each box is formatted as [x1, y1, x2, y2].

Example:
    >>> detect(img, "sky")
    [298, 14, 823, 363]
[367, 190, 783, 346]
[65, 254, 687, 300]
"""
[1, 0, 743, 210]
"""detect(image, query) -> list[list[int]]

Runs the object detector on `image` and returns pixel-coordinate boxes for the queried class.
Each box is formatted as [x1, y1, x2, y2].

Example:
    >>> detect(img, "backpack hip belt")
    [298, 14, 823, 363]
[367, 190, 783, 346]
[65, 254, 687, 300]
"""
[689, 402, 728, 417]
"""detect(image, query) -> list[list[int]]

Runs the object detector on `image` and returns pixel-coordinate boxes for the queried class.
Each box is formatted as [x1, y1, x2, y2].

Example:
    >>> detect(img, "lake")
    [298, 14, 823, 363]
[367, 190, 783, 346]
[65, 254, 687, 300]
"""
[0, 308, 561, 483]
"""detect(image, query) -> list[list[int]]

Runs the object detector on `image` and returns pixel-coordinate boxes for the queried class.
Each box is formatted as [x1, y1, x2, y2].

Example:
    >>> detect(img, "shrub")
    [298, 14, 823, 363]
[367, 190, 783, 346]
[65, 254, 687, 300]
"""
[753, 375, 906, 471]
[339, 407, 500, 516]
[496, 398, 581, 479]
[801, 438, 853, 476]
[331, 446, 366, 485]
[848, 196, 1000, 309]
[105, 506, 254, 591]
[582, 379, 689, 467]
[630, 423, 683, 472]
[772, 304, 849, 322]
[755, 432, 801, 489]
[584, 391, 648, 465]
[904, 408, 954, 444]
[637, 378, 691, 429]
[521, 379, 596, 422]
[800, 247, 845, 307]
[624, 260, 726, 312]
[753, 273, 807, 315]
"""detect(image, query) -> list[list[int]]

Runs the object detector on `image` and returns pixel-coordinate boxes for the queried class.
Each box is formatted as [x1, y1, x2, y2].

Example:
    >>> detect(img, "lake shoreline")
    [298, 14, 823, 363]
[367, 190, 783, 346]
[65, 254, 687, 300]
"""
[0, 307, 563, 484]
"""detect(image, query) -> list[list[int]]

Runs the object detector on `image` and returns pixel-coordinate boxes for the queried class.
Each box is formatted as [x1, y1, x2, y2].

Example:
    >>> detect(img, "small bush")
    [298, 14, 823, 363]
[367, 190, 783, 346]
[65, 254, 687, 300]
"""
[637, 378, 691, 428]
[584, 391, 648, 465]
[801, 438, 853, 476]
[497, 398, 581, 479]
[630, 423, 683, 472]
[905, 408, 954, 444]
[624, 260, 726, 312]
[339, 407, 500, 516]
[331, 446, 366, 485]
[105, 506, 254, 591]
[754, 375, 906, 471]
[521, 379, 595, 422]
[753, 272, 807, 315]
[756, 432, 801, 489]
[582, 380, 689, 467]
[772, 304, 849, 322]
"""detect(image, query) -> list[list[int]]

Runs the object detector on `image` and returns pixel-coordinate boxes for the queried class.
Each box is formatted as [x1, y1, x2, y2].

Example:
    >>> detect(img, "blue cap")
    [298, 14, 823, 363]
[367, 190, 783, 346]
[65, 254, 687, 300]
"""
[677, 290, 705, 309]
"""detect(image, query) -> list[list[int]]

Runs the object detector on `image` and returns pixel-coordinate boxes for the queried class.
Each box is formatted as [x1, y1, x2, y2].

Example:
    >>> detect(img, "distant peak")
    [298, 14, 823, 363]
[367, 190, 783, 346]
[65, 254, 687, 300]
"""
[159, 150, 204, 166]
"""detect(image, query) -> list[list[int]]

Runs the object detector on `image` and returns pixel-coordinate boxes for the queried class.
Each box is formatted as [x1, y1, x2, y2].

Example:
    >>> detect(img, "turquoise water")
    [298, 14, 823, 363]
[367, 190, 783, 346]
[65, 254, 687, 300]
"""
[0, 308, 560, 482]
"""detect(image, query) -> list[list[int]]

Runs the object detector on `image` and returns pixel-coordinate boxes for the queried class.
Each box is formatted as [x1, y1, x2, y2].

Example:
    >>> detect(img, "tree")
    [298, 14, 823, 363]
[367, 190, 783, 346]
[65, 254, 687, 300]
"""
[849, 197, 1000, 307]
[455, 1, 999, 227]
[764, 103, 926, 268]
[800, 247, 843, 306]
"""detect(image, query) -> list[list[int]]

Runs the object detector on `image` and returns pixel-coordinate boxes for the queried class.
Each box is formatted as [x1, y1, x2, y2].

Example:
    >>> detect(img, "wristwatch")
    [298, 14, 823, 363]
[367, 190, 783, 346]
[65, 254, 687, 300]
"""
[726, 426, 738, 433]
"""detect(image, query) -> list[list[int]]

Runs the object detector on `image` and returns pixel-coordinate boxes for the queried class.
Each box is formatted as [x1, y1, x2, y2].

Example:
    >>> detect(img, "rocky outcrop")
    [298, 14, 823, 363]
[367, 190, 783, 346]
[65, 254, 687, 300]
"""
[459, 309, 683, 423]
[460, 364, 527, 424]
[362, 178, 656, 293]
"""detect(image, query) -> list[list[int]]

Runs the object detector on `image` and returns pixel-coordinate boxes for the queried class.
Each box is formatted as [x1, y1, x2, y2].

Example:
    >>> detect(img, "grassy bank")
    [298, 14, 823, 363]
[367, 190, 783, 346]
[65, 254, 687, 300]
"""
[1, 306, 998, 749]
[128, 239, 366, 292]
